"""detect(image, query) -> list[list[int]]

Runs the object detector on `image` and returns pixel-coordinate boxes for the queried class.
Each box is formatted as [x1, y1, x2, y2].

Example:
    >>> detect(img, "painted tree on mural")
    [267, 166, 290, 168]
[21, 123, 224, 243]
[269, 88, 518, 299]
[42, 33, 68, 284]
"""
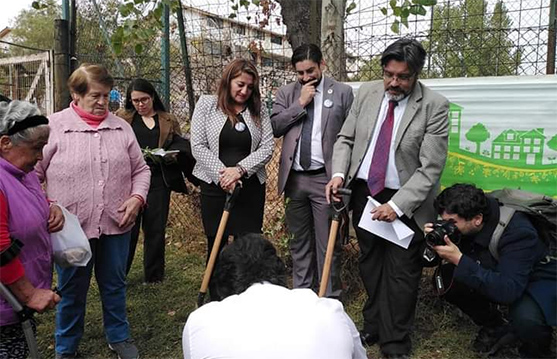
[465, 122, 490, 155]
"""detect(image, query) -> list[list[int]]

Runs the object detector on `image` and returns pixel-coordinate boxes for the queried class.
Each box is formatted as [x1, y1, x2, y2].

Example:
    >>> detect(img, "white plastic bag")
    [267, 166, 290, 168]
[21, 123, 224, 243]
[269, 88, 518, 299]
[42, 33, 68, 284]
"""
[51, 205, 91, 267]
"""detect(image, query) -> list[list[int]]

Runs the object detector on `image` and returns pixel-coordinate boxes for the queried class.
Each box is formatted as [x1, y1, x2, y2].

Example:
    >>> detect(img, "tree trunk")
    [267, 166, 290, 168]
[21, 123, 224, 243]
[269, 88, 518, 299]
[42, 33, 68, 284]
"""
[277, 0, 322, 49]
[321, 0, 346, 80]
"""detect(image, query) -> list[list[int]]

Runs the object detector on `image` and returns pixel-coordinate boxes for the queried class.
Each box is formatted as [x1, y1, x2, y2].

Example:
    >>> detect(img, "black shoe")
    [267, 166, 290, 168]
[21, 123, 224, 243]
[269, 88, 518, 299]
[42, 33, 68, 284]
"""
[472, 324, 512, 354]
[359, 330, 378, 346]
[382, 354, 410, 359]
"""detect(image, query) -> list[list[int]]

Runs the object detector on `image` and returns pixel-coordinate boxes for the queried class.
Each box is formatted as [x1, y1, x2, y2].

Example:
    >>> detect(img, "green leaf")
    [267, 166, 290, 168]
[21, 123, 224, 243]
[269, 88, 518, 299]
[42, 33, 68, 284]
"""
[401, 15, 409, 27]
[401, 7, 410, 17]
[228, 13, 237, 18]
[135, 43, 143, 54]
[391, 19, 400, 33]
[252, 0, 261, 5]
[133, 0, 144, 4]
[154, 6, 163, 20]
[418, 0, 437, 5]
[240, 0, 249, 7]
[31, 1, 47, 10]
[390, 0, 397, 10]
[417, 4, 427, 15]
[393, 6, 401, 16]
[231, 4, 238, 10]
[346, 2, 357, 14]
[380, 7, 388, 15]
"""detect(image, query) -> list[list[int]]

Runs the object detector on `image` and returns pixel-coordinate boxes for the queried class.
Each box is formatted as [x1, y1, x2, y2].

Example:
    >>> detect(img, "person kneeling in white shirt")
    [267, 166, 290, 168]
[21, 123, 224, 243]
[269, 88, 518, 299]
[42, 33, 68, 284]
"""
[182, 233, 367, 359]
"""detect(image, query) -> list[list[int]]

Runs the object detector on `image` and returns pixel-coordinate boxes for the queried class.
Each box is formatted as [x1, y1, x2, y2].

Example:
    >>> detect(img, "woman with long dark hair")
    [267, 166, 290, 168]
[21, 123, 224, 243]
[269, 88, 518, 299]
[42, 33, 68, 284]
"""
[116, 79, 182, 283]
[191, 59, 273, 299]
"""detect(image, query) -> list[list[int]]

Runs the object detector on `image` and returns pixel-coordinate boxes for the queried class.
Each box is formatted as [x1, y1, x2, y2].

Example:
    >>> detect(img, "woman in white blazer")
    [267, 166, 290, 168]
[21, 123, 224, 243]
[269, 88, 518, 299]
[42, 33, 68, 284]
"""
[191, 59, 274, 298]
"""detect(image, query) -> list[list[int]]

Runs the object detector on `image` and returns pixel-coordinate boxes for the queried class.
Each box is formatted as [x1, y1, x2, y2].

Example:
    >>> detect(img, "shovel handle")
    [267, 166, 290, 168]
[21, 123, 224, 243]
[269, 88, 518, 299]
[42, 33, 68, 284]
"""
[198, 210, 230, 306]
[318, 219, 341, 297]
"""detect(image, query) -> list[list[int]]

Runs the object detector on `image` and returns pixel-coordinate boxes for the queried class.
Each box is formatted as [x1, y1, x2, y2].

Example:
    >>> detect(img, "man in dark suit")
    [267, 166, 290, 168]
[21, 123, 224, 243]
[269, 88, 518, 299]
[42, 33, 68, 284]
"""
[326, 39, 449, 358]
[271, 44, 354, 298]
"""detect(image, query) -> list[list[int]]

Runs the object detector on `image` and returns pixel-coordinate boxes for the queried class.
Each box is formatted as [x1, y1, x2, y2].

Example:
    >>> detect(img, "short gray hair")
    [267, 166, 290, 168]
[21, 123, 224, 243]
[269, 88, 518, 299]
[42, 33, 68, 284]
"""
[0, 100, 49, 144]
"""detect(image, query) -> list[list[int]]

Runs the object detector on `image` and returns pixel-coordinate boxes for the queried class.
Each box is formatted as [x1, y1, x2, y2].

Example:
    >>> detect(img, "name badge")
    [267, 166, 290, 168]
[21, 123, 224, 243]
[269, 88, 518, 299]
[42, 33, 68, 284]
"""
[235, 122, 246, 132]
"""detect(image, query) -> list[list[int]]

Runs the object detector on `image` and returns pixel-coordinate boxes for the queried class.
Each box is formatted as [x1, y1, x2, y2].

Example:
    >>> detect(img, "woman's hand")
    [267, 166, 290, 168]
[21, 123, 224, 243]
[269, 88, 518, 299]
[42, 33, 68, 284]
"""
[117, 196, 143, 228]
[26, 288, 61, 313]
[219, 167, 242, 192]
[9, 277, 60, 313]
[48, 204, 65, 232]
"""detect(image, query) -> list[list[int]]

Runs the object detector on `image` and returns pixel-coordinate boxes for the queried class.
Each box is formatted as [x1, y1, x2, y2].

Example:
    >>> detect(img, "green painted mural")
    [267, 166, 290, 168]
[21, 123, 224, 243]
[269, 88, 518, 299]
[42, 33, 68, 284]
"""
[441, 103, 557, 197]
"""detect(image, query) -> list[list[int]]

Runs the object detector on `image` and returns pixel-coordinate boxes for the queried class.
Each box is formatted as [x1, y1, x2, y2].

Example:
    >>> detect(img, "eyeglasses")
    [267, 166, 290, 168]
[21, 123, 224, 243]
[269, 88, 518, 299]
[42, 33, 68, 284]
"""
[383, 70, 415, 83]
[131, 97, 151, 105]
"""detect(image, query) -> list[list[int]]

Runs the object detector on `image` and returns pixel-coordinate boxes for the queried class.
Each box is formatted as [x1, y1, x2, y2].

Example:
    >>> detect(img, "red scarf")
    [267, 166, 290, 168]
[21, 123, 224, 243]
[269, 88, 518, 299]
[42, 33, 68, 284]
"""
[71, 102, 108, 129]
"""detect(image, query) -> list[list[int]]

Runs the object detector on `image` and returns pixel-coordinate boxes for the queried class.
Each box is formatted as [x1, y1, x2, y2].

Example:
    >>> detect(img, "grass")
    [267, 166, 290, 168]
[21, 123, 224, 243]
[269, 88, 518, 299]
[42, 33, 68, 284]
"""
[34, 229, 532, 359]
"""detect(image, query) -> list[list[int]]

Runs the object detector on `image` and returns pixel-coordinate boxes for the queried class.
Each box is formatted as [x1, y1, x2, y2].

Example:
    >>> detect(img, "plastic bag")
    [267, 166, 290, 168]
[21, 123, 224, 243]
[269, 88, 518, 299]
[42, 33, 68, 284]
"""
[51, 205, 91, 267]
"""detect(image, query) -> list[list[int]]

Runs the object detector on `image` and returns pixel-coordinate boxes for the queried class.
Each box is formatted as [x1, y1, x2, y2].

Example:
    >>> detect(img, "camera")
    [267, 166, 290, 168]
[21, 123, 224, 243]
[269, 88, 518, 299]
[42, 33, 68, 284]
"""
[425, 220, 461, 247]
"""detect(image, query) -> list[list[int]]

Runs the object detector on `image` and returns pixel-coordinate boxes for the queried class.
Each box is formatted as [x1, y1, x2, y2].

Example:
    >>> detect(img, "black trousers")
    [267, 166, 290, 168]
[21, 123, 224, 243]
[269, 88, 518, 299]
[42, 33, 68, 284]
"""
[127, 173, 171, 283]
[441, 265, 554, 358]
[351, 180, 424, 356]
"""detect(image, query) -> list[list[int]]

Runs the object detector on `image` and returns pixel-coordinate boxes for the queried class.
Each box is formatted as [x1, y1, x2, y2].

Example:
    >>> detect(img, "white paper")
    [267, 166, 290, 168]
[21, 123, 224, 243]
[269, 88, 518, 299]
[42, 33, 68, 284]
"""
[152, 149, 179, 157]
[357, 197, 414, 249]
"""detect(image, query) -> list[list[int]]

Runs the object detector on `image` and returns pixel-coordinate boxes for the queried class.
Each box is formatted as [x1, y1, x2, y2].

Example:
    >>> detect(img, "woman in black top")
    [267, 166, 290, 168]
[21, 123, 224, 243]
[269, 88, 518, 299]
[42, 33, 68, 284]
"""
[116, 79, 182, 283]
[191, 59, 274, 298]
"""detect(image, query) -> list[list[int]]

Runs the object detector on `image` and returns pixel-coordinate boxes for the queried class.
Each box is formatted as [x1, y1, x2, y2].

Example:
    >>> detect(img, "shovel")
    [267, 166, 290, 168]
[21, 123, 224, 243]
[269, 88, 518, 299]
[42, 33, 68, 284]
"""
[0, 283, 40, 359]
[197, 184, 242, 307]
[319, 188, 352, 297]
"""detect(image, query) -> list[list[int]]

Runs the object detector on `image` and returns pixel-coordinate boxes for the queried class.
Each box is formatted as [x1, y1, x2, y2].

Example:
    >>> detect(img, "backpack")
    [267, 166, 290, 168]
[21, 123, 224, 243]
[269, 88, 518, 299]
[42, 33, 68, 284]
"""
[488, 188, 557, 261]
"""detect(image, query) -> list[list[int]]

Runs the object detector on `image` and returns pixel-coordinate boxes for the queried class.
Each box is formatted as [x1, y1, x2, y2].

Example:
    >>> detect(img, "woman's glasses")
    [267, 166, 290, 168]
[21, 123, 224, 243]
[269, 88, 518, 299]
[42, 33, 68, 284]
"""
[131, 97, 151, 105]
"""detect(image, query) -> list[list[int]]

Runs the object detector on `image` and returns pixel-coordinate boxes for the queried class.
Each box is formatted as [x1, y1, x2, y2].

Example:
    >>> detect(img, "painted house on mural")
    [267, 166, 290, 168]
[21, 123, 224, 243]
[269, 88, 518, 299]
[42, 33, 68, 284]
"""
[492, 128, 545, 166]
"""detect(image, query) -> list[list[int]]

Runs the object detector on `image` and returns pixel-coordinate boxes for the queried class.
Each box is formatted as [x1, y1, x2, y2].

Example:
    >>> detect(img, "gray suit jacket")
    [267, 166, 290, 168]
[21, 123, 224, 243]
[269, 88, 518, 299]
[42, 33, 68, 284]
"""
[191, 95, 274, 185]
[332, 81, 449, 228]
[271, 76, 354, 194]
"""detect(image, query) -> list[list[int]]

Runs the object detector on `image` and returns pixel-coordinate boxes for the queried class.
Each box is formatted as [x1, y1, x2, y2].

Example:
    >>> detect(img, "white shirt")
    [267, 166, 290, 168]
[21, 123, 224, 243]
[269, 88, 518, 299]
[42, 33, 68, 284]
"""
[334, 95, 408, 216]
[292, 79, 325, 171]
[182, 283, 367, 359]
[355, 94, 409, 187]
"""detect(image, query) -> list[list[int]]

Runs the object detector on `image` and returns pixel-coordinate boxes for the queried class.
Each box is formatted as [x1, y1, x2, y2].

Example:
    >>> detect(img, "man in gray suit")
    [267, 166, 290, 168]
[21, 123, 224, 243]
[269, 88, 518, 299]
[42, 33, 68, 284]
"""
[326, 39, 449, 358]
[271, 44, 354, 298]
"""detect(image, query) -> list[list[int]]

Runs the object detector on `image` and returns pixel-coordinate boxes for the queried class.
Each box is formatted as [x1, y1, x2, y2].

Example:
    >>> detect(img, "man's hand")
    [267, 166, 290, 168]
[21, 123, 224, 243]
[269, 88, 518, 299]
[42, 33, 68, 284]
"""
[219, 167, 242, 192]
[371, 203, 397, 222]
[117, 196, 143, 228]
[325, 177, 344, 204]
[298, 79, 318, 108]
[48, 204, 65, 233]
[433, 236, 463, 265]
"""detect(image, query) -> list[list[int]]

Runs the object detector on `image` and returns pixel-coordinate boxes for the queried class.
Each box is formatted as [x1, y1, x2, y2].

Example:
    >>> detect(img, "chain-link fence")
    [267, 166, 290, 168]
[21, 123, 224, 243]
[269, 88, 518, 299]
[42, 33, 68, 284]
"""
[66, 0, 554, 300]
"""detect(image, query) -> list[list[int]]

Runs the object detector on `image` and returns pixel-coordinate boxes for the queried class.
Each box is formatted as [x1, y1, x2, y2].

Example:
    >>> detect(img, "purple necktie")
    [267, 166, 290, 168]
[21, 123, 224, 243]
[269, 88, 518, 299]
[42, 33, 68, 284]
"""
[367, 100, 398, 196]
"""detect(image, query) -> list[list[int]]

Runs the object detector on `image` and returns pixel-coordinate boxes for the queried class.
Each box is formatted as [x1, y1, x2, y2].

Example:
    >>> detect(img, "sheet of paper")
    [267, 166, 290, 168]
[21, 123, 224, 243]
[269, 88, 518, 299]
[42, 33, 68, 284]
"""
[152, 149, 179, 157]
[357, 196, 414, 249]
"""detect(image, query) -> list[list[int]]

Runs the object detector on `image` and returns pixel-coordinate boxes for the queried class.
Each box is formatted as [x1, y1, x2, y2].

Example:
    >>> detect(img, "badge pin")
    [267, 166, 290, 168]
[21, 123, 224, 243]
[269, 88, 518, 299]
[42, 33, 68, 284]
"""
[324, 99, 334, 108]
[235, 122, 246, 132]
[327, 88, 333, 94]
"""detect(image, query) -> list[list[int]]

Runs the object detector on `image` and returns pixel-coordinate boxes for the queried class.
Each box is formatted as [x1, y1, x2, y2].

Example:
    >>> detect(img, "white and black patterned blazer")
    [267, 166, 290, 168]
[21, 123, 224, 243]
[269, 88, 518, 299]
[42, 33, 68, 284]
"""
[191, 95, 274, 185]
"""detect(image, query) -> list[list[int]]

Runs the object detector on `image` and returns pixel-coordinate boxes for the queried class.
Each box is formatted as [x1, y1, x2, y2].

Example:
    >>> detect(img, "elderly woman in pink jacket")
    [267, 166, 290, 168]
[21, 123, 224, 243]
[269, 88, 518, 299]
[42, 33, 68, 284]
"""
[35, 64, 150, 359]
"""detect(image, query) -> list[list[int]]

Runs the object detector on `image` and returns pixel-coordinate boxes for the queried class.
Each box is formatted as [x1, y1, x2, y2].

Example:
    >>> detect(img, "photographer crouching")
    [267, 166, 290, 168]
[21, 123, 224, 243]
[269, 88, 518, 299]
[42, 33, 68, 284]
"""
[424, 184, 556, 358]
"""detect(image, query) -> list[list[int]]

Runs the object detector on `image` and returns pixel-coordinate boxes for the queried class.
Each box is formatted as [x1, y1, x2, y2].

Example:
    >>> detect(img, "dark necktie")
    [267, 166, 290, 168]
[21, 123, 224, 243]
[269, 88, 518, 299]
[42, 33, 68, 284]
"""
[299, 101, 314, 170]
[367, 100, 398, 196]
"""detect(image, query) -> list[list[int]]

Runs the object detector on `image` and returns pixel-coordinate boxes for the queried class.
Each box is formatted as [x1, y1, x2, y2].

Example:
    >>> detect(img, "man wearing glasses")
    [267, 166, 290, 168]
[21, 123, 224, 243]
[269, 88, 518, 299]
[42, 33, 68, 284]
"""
[326, 38, 450, 359]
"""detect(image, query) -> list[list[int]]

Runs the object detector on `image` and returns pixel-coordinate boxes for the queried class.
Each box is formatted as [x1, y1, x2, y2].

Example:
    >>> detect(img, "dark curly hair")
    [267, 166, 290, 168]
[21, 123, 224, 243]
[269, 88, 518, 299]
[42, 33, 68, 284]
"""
[213, 233, 287, 299]
[434, 183, 491, 221]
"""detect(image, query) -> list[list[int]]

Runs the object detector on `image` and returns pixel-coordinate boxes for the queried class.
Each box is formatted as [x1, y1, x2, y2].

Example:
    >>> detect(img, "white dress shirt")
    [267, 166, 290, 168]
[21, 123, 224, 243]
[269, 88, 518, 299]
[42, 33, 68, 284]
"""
[182, 283, 367, 359]
[292, 79, 325, 171]
[334, 95, 409, 216]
